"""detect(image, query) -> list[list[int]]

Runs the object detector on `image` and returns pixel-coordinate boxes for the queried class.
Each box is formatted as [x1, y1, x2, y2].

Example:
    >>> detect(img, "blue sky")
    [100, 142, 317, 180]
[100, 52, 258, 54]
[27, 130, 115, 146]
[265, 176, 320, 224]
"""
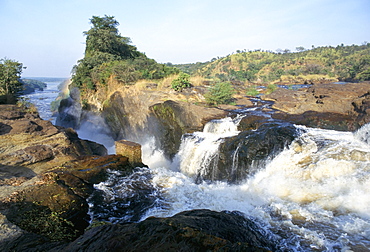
[0, 0, 369, 77]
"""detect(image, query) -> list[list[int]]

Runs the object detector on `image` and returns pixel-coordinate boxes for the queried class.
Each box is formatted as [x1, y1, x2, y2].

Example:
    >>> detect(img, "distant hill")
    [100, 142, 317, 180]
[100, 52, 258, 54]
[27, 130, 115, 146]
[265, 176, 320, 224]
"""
[175, 43, 370, 84]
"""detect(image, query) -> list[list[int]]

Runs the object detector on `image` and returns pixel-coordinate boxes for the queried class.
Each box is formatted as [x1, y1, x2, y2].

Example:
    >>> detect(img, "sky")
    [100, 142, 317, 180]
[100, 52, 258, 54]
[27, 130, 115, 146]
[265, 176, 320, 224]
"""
[0, 0, 369, 78]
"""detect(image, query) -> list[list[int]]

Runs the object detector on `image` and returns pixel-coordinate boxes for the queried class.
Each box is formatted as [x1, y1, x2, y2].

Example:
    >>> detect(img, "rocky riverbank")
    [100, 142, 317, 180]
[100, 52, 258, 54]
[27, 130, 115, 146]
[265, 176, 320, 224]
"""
[263, 81, 370, 131]
[0, 105, 277, 251]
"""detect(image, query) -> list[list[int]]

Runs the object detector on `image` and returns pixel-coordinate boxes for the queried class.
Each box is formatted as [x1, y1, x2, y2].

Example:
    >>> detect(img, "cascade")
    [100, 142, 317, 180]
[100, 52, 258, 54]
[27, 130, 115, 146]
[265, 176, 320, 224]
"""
[171, 116, 242, 180]
[26, 82, 370, 250]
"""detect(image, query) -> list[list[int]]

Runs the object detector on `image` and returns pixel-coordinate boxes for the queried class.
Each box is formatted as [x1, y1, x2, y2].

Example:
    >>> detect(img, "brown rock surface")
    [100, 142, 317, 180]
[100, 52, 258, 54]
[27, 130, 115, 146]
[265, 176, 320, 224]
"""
[262, 82, 370, 130]
[0, 105, 107, 180]
[115, 139, 142, 165]
[0, 105, 136, 244]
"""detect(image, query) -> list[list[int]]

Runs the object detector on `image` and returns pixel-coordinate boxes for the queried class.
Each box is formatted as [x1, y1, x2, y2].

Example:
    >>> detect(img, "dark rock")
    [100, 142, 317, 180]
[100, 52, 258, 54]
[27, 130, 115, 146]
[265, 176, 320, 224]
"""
[52, 209, 277, 251]
[209, 122, 298, 183]
[150, 100, 228, 159]
[60, 154, 134, 184]
[56, 87, 82, 129]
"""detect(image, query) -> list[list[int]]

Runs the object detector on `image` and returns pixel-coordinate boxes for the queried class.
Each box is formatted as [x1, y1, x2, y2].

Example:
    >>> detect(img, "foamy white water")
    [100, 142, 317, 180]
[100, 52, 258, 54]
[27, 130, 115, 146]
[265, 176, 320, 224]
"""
[137, 121, 370, 251]
[171, 116, 242, 178]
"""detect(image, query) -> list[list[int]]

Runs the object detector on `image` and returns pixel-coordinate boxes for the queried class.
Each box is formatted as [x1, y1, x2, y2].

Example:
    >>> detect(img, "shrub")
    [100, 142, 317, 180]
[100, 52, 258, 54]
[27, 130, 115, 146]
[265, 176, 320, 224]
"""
[246, 85, 259, 96]
[205, 82, 235, 105]
[266, 84, 277, 94]
[171, 73, 191, 91]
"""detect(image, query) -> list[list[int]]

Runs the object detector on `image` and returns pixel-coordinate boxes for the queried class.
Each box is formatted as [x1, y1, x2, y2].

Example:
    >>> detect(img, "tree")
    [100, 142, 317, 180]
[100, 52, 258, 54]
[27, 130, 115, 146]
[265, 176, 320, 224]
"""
[83, 15, 137, 59]
[0, 58, 24, 103]
[296, 46, 306, 52]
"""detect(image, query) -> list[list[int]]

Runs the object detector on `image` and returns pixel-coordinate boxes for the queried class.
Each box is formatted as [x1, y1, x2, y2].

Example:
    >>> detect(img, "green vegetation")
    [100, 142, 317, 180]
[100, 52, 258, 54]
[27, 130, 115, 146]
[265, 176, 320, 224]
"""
[71, 15, 179, 92]
[205, 82, 235, 105]
[246, 85, 260, 96]
[0, 58, 24, 104]
[171, 73, 191, 91]
[175, 43, 370, 83]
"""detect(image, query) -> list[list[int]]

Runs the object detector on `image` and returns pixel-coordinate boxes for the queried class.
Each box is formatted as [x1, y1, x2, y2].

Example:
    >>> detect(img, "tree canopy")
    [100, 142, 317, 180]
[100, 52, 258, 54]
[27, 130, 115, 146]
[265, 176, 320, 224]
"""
[72, 15, 179, 91]
[0, 58, 24, 104]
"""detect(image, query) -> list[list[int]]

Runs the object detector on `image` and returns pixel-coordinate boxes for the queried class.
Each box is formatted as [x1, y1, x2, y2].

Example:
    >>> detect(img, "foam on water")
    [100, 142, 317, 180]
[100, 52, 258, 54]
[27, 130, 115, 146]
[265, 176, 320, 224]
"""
[138, 123, 370, 250]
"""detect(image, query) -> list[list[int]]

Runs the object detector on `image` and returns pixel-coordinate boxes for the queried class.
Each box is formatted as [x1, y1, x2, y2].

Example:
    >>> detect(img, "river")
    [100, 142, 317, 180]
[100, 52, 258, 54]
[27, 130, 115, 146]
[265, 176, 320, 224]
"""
[25, 78, 370, 251]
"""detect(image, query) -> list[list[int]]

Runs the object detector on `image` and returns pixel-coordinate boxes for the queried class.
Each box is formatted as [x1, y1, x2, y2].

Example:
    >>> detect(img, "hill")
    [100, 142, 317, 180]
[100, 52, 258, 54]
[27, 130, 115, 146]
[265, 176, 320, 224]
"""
[175, 43, 370, 84]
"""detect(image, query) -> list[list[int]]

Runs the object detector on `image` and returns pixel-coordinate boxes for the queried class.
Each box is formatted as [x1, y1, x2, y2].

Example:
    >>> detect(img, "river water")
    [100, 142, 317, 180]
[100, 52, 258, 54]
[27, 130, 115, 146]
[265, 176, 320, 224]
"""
[25, 79, 370, 251]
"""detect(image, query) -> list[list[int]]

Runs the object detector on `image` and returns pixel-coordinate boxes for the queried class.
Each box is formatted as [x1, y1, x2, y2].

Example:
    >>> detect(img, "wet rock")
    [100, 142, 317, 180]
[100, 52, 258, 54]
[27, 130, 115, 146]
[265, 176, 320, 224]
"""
[61, 154, 134, 184]
[0, 154, 136, 245]
[50, 209, 276, 251]
[212, 123, 298, 183]
[150, 100, 228, 159]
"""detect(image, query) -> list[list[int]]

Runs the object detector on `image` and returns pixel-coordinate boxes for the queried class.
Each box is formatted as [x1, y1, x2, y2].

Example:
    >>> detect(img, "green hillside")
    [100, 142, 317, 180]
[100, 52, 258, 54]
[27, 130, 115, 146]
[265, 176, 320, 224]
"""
[176, 44, 370, 84]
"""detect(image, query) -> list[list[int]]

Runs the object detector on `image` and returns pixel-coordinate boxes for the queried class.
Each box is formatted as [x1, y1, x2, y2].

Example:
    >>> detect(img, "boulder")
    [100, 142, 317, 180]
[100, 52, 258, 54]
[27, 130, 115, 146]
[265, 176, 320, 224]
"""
[207, 122, 298, 183]
[0, 154, 135, 245]
[115, 140, 142, 165]
[46, 210, 277, 251]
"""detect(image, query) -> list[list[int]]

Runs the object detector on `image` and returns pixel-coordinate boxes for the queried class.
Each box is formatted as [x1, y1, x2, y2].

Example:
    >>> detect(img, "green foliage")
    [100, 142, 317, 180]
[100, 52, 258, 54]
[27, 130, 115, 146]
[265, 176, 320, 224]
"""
[72, 15, 179, 92]
[171, 73, 191, 91]
[192, 43, 370, 83]
[266, 84, 277, 94]
[246, 85, 260, 96]
[0, 58, 24, 104]
[205, 81, 235, 105]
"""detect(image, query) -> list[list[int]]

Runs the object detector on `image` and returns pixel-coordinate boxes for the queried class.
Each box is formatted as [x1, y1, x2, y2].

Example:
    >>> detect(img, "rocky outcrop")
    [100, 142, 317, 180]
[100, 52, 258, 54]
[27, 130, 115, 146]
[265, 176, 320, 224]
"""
[150, 100, 228, 158]
[0, 154, 135, 246]
[263, 82, 370, 130]
[5, 209, 278, 251]
[0, 105, 137, 246]
[115, 139, 143, 165]
[0, 105, 106, 178]
[100, 88, 227, 159]
[196, 122, 298, 184]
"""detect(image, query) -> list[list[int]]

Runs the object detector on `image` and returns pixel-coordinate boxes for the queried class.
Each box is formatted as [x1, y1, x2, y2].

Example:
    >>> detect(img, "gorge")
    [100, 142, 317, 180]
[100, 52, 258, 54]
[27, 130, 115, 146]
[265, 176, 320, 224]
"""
[1, 77, 369, 251]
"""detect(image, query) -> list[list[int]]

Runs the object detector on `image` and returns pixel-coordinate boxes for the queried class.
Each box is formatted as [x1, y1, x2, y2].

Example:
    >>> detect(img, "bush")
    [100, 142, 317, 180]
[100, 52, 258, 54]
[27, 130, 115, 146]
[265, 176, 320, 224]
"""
[171, 73, 191, 91]
[246, 85, 260, 96]
[205, 82, 235, 105]
[266, 84, 277, 94]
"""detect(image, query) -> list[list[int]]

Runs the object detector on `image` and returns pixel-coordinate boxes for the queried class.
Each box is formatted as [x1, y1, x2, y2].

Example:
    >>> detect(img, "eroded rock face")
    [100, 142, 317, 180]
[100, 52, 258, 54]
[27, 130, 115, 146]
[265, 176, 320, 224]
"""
[263, 82, 370, 130]
[150, 100, 228, 159]
[0, 105, 107, 177]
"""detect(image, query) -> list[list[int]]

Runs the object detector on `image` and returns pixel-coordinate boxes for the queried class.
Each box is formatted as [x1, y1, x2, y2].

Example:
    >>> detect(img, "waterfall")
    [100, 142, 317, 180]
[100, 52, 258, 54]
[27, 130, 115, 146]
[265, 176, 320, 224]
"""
[171, 116, 242, 180]
[138, 123, 370, 251]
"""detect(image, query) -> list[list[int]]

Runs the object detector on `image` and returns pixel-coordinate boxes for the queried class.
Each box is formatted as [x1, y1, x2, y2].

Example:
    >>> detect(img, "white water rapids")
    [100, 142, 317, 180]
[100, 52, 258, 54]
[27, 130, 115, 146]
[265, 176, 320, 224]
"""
[25, 80, 370, 251]
[94, 117, 370, 251]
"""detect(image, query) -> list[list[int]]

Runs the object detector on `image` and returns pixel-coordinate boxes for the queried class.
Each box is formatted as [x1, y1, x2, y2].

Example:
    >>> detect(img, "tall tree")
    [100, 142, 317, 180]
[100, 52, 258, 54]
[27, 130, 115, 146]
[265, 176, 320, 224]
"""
[0, 58, 24, 103]
[83, 15, 137, 59]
